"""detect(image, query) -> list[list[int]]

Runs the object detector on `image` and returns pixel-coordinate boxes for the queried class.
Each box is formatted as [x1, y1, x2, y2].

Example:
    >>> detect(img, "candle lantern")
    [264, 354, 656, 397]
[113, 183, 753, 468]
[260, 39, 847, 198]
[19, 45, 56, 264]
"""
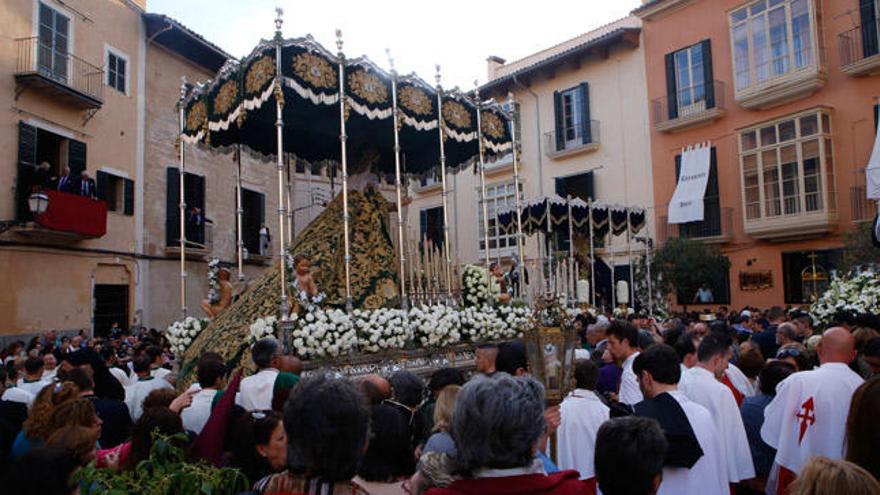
[524, 295, 579, 404]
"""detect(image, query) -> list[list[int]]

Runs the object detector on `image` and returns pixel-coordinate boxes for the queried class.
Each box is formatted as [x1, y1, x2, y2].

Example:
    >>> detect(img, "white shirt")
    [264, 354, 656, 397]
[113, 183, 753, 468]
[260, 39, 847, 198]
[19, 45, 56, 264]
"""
[181, 388, 219, 434]
[1, 387, 35, 408]
[618, 352, 643, 406]
[151, 367, 172, 382]
[658, 391, 728, 495]
[761, 363, 863, 481]
[125, 376, 174, 421]
[16, 377, 50, 397]
[725, 363, 756, 398]
[557, 389, 610, 480]
[109, 367, 133, 387]
[679, 366, 755, 483]
[238, 368, 279, 411]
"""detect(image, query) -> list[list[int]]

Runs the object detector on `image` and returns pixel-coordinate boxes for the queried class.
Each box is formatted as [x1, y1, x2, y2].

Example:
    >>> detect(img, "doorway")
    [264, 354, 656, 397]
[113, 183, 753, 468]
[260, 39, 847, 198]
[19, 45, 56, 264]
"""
[93, 284, 128, 337]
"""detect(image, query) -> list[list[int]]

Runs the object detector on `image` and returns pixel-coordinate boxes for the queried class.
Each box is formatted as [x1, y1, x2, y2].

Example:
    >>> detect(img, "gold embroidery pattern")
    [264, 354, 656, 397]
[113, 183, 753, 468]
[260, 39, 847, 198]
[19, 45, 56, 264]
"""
[481, 111, 505, 140]
[348, 69, 388, 105]
[442, 100, 471, 129]
[214, 80, 238, 115]
[245, 56, 275, 94]
[186, 101, 207, 132]
[399, 86, 432, 116]
[293, 52, 337, 90]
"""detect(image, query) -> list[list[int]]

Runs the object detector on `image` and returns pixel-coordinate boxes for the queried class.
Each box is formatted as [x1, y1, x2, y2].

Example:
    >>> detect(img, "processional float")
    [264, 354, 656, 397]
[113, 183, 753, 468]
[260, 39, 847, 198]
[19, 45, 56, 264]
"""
[176, 9, 515, 317]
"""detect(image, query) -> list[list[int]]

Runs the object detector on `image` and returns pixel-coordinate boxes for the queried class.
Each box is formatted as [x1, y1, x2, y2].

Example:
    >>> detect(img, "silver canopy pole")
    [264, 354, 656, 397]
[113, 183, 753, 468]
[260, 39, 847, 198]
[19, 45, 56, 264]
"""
[589, 200, 596, 307]
[567, 195, 575, 307]
[609, 212, 616, 309]
[273, 10, 289, 320]
[177, 79, 188, 320]
[435, 66, 453, 302]
[627, 208, 635, 310]
[336, 30, 353, 313]
[646, 237, 654, 315]
[507, 93, 526, 302]
[235, 144, 244, 281]
[388, 50, 408, 310]
[474, 84, 491, 271]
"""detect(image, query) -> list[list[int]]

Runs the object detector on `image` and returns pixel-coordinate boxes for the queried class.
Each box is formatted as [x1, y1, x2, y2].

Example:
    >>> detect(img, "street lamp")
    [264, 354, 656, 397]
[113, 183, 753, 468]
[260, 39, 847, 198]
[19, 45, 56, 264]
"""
[28, 191, 49, 216]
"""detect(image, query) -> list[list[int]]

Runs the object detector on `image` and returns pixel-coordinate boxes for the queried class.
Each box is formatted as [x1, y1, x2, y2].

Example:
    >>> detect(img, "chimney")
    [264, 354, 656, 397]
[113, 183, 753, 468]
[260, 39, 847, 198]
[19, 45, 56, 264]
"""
[486, 55, 506, 81]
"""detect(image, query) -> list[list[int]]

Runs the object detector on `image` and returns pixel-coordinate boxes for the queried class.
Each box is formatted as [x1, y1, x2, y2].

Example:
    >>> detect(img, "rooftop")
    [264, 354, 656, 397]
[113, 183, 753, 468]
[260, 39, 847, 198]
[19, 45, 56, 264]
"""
[143, 13, 233, 73]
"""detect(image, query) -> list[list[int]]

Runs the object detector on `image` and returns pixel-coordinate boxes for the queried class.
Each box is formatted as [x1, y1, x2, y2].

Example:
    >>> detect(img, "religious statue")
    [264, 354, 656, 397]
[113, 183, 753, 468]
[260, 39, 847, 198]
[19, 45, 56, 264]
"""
[490, 262, 512, 304]
[201, 268, 233, 319]
[293, 254, 320, 301]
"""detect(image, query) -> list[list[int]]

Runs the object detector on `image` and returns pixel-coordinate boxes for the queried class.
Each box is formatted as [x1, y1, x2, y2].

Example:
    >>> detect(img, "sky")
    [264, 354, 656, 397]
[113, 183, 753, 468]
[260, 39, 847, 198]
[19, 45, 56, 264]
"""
[147, 0, 642, 89]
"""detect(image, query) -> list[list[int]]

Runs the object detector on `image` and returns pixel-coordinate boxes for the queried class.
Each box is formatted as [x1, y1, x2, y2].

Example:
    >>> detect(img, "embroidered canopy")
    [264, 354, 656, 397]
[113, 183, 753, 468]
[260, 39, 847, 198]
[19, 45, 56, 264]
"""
[180, 36, 513, 178]
[496, 196, 647, 238]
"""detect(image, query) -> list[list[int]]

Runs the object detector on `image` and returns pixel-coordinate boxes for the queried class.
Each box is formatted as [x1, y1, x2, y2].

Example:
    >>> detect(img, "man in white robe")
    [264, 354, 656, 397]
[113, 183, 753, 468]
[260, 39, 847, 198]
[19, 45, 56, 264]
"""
[16, 356, 50, 396]
[181, 359, 226, 434]
[238, 337, 282, 411]
[607, 320, 642, 407]
[761, 327, 864, 494]
[679, 332, 755, 484]
[125, 355, 173, 421]
[633, 343, 728, 495]
[557, 359, 610, 481]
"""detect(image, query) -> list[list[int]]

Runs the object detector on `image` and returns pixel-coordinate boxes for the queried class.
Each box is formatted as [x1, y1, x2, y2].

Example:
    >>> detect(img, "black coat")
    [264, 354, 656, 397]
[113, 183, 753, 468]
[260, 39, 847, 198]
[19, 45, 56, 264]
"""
[85, 395, 131, 448]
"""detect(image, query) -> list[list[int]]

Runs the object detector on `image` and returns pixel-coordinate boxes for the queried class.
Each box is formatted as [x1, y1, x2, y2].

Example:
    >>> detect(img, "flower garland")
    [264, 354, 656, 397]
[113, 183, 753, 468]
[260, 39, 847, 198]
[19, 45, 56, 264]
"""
[166, 317, 210, 356]
[290, 308, 358, 359]
[461, 264, 499, 307]
[811, 270, 880, 325]
[285, 253, 327, 313]
[207, 258, 221, 304]
[354, 308, 411, 353]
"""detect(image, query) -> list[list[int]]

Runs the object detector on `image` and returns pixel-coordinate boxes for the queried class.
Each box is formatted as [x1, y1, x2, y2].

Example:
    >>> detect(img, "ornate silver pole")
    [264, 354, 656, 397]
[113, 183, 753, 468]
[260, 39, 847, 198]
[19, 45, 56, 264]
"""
[235, 144, 244, 280]
[546, 199, 552, 296]
[435, 66, 453, 301]
[627, 208, 635, 310]
[387, 50, 408, 310]
[474, 83, 491, 271]
[567, 195, 575, 307]
[589, 201, 596, 307]
[286, 155, 294, 246]
[609, 213, 615, 309]
[337, 29, 353, 312]
[507, 93, 526, 301]
[177, 80, 187, 320]
[273, 9, 290, 320]
[646, 237, 654, 315]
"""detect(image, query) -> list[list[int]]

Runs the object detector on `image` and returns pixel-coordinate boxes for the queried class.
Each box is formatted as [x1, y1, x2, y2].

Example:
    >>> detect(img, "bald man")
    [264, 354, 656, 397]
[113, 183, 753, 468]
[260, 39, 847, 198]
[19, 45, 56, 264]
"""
[277, 355, 303, 376]
[761, 327, 864, 494]
[358, 374, 391, 406]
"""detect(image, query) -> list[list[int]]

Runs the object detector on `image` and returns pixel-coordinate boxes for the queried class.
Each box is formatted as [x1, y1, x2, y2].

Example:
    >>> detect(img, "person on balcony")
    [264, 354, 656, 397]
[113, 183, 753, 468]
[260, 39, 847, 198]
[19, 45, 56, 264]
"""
[78, 172, 96, 199]
[188, 206, 205, 246]
[52, 166, 75, 193]
[259, 224, 270, 256]
[35, 162, 52, 189]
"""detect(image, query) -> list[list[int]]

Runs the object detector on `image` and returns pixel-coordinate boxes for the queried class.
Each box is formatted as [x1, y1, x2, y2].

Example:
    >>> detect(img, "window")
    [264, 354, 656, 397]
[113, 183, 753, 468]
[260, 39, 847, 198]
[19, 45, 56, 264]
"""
[241, 188, 266, 256]
[16, 121, 86, 220]
[105, 48, 127, 94]
[96, 171, 133, 215]
[860, 0, 879, 58]
[419, 206, 444, 249]
[502, 100, 522, 144]
[675, 148, 721, 238]
[552, 82, 591, 151]
[782, 249, 842, 303]
[37, 1, 70, 82]
[665, 40, 715, 119]
[166, 168, 206, 247]
[738, 109, 834, 222]
[729, 0, 815, 92]
[479, 181, 522, 252]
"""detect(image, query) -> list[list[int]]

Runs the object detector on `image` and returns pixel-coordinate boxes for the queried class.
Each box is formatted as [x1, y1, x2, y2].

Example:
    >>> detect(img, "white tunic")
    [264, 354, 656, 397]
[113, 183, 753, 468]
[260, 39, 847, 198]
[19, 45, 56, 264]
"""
[557, 388, 610, 480]
[16, 377, 50, 397]
[658, 391, 728, 495]
[618, 352, 643, 406]
[151, 367, 172, 382]
[679, 366, 755, 483]
[125, 376, 174, 421]
[109, 367, 133, 387]
[181, 388, 219, 434]
[1, 387, 35, 408]
[725, 363, 756, 398]
[238, 368, 279, 411]
[761, 363, 863, 479]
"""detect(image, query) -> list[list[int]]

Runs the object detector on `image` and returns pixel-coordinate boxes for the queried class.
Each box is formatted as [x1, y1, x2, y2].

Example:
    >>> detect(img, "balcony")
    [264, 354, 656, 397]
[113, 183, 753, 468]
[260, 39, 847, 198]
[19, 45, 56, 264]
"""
[735, 66, 826, 110]
[10, 189, 107, 242]
[165, 222, 214, 259]
[544, 120, 600, 159]
[744, 208, 837, 241]
[851, 186, 877, 222]
[839, 23, 880, 76]
[14, 37, 103, 109]
[658, 205, 732, 245]
[653, 81, 726, 133]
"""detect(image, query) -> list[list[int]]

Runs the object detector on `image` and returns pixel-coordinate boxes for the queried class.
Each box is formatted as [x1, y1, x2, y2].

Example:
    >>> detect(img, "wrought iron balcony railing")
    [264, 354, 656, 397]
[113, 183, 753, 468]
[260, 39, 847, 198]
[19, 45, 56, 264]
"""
[838, 22, 880, 76]
[652, 80, 725, 132]
[14, 37, 103, 108]
[544, 120, 600, 158]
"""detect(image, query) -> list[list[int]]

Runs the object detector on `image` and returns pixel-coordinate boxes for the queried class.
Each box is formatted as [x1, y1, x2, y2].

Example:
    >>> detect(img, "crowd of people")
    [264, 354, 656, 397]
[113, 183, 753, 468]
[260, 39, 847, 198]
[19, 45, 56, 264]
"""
[0, 305, 879, 495]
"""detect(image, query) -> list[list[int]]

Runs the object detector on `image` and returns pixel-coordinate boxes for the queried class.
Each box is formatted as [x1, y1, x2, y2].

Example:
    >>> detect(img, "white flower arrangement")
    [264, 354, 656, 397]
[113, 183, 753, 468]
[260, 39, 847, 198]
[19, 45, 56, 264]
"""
[206, 257, 221, 304]
[249, 315, 281, 346]
[409, 304, 462, 348]
[496, 304, 533, 336]
[811, 270, 880, 325]
[612, 306, 635, 318]
[461, 264, 500, 307]
[290, 308, 358, 359]
[166, 316, 210, 356]
[354, 308, 412, 353]
[460, 305, 522, 342]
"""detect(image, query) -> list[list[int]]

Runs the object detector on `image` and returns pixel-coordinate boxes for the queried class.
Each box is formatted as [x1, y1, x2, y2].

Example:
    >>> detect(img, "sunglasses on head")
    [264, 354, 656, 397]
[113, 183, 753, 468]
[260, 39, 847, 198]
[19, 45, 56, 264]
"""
[776, 348, 801, 359]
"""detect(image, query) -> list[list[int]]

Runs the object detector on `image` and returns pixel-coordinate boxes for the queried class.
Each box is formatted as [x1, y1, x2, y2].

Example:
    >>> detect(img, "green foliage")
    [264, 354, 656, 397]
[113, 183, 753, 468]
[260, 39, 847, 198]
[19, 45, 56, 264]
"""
[76, 432, 248, 495]
[842, 221, 880, 273]
[650, 238, 731, 308]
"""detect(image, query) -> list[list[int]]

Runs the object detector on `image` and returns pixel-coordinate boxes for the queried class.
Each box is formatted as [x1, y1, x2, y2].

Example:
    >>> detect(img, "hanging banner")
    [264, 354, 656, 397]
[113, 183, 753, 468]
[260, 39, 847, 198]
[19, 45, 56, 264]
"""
[866, 118, 880, 199]
[668, 144, 711, 224]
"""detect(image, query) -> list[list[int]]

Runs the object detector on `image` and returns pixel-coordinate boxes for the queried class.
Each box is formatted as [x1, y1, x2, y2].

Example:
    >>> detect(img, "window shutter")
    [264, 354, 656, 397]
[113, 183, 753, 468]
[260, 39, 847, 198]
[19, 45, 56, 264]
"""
[665, 53, 679, 120]
[674, 154, 681, 179]
[578, 82, 592, 144]
[874, 104, 879, 130]
[95, 171, 109, 201]
[419, 209, 428, 239]
[861, 0, 879, 58]
[701, 40, 715, 109]
[553, 90, 564, 151]
[123, 178, 134, 215]
[166, 167, 180, 246]
[68, 139, 87, 176]
[17, 122, 38, 220]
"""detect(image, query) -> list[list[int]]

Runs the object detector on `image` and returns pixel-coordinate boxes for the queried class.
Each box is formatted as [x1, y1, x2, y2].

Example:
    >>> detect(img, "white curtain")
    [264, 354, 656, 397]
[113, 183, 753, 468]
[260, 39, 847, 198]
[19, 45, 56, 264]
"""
[668, 144, 711, 224]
